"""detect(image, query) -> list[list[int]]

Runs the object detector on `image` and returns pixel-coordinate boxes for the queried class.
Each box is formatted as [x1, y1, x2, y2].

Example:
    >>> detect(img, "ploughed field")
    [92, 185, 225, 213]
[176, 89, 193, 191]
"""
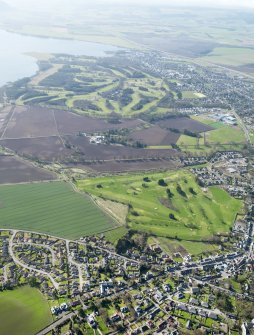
[0, 286, 52, 335]
[78, 170, 242, 241]
[0, 155, 56, 183]
[0, 181, 116, 239]
[0, 105, 215, 172]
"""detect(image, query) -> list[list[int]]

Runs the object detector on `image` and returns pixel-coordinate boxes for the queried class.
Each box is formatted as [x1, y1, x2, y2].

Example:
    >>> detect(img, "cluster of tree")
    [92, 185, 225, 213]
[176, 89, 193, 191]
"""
[38, 60, 52, 72]
[157, 93, 175, 108]
[116, 230, 147, 254]
[132, 96, 154, 111]
[189, 187, 197, 195]
[5, 77, 30, 100]
[47, 98, 67, 107]
[183, 129, 200, 138]
[119, 88, 134, 107]
[176, 184, 187, 197]
[24, 95, 58, 105]
[166, 188, 174, 198]
[74, 99, 102, 111]
[22, 89, 48, 101]
[158, 178, 168, 187]
[129, 71, 146, 78]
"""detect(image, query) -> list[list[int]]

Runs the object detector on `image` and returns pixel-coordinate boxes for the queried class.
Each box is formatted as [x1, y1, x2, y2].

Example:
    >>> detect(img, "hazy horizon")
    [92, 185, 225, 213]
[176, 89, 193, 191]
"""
[5, 0, 254, 10]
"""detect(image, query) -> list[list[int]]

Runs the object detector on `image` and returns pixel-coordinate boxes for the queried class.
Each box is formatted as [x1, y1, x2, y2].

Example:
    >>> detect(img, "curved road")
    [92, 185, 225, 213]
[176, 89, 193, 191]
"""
[9, 231, 59, 290]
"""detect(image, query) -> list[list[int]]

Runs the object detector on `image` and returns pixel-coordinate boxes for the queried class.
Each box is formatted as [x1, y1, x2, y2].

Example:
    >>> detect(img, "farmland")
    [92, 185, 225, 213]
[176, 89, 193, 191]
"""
[78, 170, 242, 241]
[0, 155, 56, 184]
[0, 181, 116, 239]
[199, 47, 254, 67]
[0, 286, 52, 335]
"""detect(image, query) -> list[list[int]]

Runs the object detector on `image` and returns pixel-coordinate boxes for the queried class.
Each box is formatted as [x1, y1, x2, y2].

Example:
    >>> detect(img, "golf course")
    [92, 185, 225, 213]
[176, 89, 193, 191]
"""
[78, 170, 243, 241]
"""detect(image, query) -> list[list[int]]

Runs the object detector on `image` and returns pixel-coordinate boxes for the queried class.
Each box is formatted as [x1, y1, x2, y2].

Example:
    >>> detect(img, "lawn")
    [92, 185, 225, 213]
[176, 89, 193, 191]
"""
[0, 181, 116, 239]
[78, 170, 242, 241]
[0, 286, 52, 335]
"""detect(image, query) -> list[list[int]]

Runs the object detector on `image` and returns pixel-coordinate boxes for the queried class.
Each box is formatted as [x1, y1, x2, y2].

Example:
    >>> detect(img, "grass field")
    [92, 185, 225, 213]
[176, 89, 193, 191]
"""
[78, 171, 242, 241]
[177, 121, 246, 153]
[0, 286, 52, 335]
[0, 181, 116, 239]
[104, 226, 128, 245]
[199, 47, 254, 66]
[154, 236, 219, 256]
[182, 91, 205, 99]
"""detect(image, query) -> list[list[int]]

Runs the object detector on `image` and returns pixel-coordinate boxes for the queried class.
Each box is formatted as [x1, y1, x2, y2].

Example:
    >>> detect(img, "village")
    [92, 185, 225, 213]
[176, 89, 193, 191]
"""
[0, 200, 253, 335]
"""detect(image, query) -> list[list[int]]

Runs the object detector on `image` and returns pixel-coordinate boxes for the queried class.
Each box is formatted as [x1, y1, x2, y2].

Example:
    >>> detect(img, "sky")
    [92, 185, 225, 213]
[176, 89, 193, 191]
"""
[4, 0, 254, 9]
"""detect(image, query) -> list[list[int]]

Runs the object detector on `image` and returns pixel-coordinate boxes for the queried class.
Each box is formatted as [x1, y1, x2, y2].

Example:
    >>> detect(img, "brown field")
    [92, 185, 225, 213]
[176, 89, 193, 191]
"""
[53, 109, 144, 134]
[155, 117, 213, 133]
[1, 106, 144, 139]
[0, 137, 69, 162]
[0, 106, 13, 138]
[0, 135, 179, 164]
[0, 105, 183, 172]
[128, 125, 180, 145]
[2, 106, 57, 139]
[0, 155, 56, 183]
[64, 135, 179, 160]
[126, 33, 218, 58]
[77, 158, 181, 173]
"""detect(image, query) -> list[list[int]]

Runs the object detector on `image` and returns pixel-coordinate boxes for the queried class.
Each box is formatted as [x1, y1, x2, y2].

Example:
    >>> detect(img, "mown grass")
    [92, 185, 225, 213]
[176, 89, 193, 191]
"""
[104, 226, 128, 245]
[0, 181, 115, 239]
[78, 170, 242, 241]
[0, 286, 52, 335]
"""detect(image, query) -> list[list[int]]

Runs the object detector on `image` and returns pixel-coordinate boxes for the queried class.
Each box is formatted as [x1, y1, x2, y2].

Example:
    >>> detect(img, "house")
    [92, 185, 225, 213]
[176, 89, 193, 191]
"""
[201, 301, 209, 308]
[191, 287, 199, 294]
[189, 297, 199, 305]
[208, 311, 218, 320]
[186, 320, 192, 330]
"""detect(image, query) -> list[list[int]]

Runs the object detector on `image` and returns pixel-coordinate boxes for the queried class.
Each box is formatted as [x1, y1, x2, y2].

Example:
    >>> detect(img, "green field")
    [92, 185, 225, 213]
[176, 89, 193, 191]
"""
[0, 181, 116, 239]
[177, 121, 246, 153]
[182, 91, 205, 99]
[154, 236, 219, 256]
[0, 286, 52, 335]
[104, 226, 128, 245]
[78, 171, 242, 241]
[199, 47, 254, 66]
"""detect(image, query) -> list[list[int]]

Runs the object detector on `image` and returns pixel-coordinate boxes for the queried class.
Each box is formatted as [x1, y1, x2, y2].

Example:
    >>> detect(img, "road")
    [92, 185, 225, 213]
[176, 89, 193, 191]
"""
[9, 231, 60, 290]
[168, 296, 228, 320]
[231, 108, 252, 146]
[14, 242, 57, 266]
[66, 240, 85, 292]
[35, 312, 75, 335]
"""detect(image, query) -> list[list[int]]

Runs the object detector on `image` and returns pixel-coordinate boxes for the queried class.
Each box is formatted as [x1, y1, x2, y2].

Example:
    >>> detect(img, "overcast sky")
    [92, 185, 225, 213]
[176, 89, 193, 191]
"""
[5, 0, 254, 9]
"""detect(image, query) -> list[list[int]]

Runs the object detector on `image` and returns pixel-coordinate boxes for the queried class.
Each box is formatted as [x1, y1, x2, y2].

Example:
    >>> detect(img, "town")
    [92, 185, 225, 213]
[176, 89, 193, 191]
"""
[0, 193, 253, 335]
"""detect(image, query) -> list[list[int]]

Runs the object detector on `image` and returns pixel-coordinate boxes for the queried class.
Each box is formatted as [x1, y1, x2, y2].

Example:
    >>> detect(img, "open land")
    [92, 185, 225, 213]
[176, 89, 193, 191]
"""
[0, 286, 52, 335]
[77, 170, 243, 241]
[0, 181, 116, 239]
[0, 155, 56, 183]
